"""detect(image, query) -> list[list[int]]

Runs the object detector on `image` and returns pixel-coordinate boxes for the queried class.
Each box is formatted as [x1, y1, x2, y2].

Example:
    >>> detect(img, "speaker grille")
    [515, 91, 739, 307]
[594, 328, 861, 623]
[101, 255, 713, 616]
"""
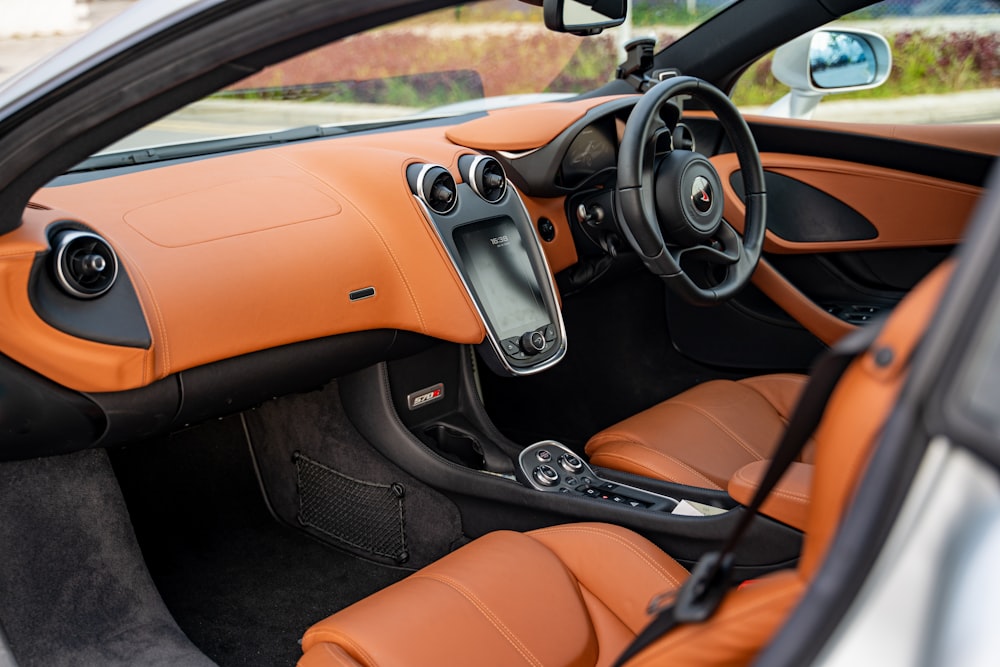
[294, 452, 408, 563]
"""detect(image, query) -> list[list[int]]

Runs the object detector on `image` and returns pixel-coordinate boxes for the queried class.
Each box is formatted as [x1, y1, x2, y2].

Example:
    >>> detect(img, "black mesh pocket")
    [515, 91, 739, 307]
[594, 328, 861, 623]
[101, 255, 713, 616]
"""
[294, 452, 407, 562]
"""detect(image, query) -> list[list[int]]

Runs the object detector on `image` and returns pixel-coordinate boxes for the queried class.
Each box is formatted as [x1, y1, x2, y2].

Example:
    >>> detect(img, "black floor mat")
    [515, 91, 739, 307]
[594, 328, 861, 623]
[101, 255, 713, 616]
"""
[0, 449, 214, 667]
[243, 382, 464, 569]
[110, 415, 408, 666]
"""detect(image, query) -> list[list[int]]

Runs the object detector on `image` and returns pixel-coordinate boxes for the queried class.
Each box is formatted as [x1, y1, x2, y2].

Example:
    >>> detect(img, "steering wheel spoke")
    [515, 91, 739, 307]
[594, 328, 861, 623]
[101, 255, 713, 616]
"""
[650, 126, 674, 156]
[671, 221, 742, 266]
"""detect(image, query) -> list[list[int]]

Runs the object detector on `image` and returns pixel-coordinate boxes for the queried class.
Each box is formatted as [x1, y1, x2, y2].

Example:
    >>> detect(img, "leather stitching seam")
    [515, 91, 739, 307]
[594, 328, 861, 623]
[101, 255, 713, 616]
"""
[303, 630, 380, 667]
[412, 572, 542, 667]
[588, 453, 693, 486]
[275, 153, 428, 332]
[530, 526, 684, 588]
[576, 580, 635, 641]
[639, 578, 802, 657]
[667, 399, 768, 461]
[115, 246, 169, 378]
[733, 467, 809, 503]
[591, 443, 722, 489]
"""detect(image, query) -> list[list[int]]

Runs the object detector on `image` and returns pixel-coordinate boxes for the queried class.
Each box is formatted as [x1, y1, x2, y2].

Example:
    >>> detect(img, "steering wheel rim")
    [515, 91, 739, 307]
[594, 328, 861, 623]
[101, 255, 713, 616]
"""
[616, 76, 766, 306]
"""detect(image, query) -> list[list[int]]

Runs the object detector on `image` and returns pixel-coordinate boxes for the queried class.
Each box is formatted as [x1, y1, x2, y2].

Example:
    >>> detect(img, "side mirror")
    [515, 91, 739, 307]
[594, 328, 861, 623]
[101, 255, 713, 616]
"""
[543, 0, 626, 36]
[766, 29, 891, 119]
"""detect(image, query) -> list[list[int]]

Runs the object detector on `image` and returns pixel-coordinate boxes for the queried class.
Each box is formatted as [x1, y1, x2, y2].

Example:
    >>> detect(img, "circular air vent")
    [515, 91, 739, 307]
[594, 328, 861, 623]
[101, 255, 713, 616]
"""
[52, 230, 119, 299]
[469, 156, 507, 204]
[415, 165, 458, 215]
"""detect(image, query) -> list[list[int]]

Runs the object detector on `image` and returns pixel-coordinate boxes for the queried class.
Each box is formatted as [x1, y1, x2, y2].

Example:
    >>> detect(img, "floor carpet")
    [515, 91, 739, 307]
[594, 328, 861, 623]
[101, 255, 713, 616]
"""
[110, 415, 408, 666]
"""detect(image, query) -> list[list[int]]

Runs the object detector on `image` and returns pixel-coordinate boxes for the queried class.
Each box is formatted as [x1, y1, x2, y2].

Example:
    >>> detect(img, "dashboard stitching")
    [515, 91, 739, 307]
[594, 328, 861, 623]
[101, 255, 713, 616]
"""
[112, 243, 168, 380]
[403, 187, 486, 332]
[275, 153, 428, 332]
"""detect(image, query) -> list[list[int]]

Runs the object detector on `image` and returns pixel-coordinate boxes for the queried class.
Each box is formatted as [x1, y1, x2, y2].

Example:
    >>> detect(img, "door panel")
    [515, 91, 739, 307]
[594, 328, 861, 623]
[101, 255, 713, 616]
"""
[730, 170, 878, 243]
[713, 152, 981, 253]
[685, 112, 999, 184]
[668, 118, 995, 366]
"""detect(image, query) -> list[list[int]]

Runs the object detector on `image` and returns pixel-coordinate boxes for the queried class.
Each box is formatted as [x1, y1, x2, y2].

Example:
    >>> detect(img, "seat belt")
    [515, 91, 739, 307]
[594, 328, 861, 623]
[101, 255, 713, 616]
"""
[613, 320, 886, 667]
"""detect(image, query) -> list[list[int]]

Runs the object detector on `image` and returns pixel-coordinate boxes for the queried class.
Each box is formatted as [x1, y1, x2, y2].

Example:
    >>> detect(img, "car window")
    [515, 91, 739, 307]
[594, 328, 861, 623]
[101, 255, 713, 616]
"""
[731, 0, 1000, 124]
[100, 0, 741, 154]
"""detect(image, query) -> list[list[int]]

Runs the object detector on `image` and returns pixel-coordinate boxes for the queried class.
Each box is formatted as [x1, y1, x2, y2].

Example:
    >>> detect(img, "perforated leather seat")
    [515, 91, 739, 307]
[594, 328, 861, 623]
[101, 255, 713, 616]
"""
[585, 373, 810, 490]
[298, 264, 949, 667]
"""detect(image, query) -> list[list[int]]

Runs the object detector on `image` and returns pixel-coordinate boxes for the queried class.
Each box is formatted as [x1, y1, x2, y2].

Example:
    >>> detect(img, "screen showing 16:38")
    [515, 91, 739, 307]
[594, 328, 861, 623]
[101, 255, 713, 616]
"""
[453, 217, 549, 342]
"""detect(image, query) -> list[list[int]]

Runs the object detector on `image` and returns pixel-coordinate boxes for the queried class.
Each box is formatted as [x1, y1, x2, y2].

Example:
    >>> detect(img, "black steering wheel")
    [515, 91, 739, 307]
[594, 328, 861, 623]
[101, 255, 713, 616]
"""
[616, 76, 766, 306]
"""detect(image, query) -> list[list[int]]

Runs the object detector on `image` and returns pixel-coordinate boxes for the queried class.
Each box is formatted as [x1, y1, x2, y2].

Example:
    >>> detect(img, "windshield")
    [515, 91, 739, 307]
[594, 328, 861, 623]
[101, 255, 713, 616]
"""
[99, 0, 741, 155]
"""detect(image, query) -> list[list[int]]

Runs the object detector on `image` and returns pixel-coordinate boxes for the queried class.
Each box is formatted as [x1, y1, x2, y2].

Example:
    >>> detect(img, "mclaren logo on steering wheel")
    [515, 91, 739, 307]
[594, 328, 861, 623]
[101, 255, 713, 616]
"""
[691, 176, 713, 214]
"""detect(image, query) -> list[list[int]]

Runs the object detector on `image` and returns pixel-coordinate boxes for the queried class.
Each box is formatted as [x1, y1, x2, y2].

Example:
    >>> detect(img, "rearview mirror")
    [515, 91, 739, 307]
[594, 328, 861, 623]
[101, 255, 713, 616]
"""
[767, 28, 891, 119]
[543, 0, 626, 36]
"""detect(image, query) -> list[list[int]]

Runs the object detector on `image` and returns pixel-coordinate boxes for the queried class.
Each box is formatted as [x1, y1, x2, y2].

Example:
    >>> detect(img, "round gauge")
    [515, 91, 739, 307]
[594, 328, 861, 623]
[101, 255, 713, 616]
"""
[562, 124, 616, 184]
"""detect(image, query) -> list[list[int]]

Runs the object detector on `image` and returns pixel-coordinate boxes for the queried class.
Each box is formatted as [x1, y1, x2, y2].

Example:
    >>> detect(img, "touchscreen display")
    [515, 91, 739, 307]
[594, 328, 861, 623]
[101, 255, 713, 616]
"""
[454, 218, 549, 341]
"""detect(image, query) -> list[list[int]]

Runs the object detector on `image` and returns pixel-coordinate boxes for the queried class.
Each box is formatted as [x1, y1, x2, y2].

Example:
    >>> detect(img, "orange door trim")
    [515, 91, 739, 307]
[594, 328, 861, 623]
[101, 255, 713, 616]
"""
[752, 258, 855, 346]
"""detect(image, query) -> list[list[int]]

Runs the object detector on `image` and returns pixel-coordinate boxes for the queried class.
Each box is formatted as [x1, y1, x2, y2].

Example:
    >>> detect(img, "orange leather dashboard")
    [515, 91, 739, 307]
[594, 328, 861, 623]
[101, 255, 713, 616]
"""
[15, 117, 585, 393]
[0, 210, 155, 391]
[19, 130, 469, 391]
[1, 94, 991, 392]
[444, 95, 634, 152]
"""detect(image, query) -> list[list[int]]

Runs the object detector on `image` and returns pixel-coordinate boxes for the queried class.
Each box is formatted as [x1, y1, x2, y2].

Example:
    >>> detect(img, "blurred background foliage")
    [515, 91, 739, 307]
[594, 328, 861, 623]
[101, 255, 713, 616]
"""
[217, 0, 999, 110]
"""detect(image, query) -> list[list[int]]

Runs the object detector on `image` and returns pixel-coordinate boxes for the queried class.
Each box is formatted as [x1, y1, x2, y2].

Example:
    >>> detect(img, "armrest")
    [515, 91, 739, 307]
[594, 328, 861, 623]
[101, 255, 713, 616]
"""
[728, 460, 812, 532]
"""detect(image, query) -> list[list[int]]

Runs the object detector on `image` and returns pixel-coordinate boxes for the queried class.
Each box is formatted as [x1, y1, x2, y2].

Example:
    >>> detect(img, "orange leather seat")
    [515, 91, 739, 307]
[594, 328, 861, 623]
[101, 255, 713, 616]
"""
[585, 373, 810, 490]
[298, 263, 950, 667]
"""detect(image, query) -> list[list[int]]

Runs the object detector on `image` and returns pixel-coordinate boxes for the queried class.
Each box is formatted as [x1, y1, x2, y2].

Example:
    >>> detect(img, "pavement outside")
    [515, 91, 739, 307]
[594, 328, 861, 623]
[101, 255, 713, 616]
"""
[0, 1, 134, 84]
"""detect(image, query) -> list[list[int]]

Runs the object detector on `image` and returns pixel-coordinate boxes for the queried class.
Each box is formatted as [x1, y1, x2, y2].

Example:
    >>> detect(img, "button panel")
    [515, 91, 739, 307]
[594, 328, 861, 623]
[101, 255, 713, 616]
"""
[517, 440, 679, 513]
[577, 484, 651, 508]
[502, 323, 556, 361]
[825, 303, 886, 325]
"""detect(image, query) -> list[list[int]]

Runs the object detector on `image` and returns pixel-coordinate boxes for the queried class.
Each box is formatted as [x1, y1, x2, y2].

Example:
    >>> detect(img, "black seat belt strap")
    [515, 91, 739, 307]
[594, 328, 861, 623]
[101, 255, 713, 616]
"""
[613, 321, 885, 667]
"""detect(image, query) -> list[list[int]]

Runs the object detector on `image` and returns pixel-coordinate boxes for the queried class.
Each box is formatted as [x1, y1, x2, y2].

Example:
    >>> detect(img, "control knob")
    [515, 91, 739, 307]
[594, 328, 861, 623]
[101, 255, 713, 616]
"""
[558, 453, 584, 474]
[533, 465, 560, 487]
[520, 330, 546, 355]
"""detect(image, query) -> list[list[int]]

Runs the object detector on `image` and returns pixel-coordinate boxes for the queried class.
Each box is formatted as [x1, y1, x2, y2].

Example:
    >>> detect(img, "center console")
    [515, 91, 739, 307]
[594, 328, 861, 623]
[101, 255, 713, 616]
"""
[518, 440, 680, 513]
[408, 156, 566, 376]
[329, 153, 803, 574]
[339, 340, 803, 573]
[404, 157, 713, 517]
